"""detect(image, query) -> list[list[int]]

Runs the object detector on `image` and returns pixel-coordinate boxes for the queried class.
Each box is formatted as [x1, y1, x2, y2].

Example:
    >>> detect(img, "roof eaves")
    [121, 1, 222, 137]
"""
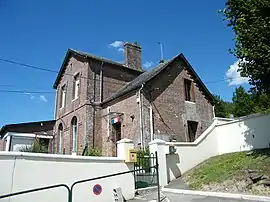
[0, 120, 56, 138]
[53, 49, 74, 89]
[71, 49, 145, 73]
[179, 54, 214, 102]
[101, 55, 179, 105]
[53, 49, 144, 89]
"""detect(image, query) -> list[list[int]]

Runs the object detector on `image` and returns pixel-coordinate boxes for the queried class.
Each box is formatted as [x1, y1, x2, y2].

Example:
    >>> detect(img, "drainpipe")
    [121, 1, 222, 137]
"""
[54, 89, 58, 119]
[92, 64, 97, 148]
[99, 62, 104, 102]
[139, 84, 144, 150]
[150, 102, 154, 141]
[213, 105, 215, 118]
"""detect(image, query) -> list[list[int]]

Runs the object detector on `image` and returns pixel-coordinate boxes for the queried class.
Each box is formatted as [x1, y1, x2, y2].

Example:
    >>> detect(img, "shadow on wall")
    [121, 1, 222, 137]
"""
[242, 114, 270, 154]
[166, 154, 181, 182]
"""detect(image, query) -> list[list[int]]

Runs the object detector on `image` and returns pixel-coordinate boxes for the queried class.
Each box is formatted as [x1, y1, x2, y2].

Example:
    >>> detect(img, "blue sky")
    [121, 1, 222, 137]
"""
[0, 0, 249, 127]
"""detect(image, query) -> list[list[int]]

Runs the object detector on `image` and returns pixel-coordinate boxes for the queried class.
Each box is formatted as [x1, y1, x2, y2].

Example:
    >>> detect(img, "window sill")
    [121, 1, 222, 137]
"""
[185, 101, 196, 104]
[72, 97, 78, 102]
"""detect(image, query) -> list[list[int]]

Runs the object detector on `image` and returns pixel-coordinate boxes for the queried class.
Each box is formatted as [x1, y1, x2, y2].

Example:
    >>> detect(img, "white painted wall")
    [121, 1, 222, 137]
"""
[217, 114, 270, 154]
[150, 114, 270, 186]
[0, 152, 134, 202]
[165, 120, 218, 180]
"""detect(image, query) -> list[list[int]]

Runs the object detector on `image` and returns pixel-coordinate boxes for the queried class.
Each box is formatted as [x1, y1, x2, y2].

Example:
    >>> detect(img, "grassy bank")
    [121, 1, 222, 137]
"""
[182, 148, 270, 195]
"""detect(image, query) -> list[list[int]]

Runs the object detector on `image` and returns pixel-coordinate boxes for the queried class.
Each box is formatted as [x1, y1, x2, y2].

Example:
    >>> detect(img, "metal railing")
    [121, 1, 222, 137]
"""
[0, 184, 71, 201]
[0, 151, 160, 202]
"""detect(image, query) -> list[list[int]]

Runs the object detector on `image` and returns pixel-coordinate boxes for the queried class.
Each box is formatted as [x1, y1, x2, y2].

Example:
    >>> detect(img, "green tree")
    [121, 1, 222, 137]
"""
[251, 93, 270, 113]
[232, 86, 254, 117]
[19, 139, 48, 153]
[222, 0, 270, 93]
[213, 94, 234, 118]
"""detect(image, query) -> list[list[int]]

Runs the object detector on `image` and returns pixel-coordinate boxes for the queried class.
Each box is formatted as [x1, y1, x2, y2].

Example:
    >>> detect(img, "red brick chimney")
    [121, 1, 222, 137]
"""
[124, 42, 142, 71]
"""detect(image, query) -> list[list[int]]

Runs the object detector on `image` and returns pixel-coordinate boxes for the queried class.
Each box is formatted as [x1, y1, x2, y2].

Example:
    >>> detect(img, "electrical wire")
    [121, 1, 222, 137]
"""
[0, 57, 246, 95]
[0, 57, 245, 87]
[0, 58, 128, 86]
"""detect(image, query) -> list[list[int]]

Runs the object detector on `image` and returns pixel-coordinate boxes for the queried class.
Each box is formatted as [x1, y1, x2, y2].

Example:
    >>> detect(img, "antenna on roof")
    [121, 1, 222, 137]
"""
[157, 42, 164, 63]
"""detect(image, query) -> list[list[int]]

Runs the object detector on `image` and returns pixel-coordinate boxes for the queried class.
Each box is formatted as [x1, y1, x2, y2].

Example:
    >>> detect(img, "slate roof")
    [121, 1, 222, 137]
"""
[53, 49, 144, 89]
[0, 120, 55, 138]
[101, 53, 214, 105]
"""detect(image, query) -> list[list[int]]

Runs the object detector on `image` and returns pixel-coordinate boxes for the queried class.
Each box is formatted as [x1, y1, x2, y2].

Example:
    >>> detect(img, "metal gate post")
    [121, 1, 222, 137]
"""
[155, 151, 161, 202]
[68, 190, 72, 202]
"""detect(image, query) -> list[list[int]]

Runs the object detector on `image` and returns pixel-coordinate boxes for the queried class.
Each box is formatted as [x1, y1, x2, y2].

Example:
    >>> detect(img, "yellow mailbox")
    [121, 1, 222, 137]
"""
[127, 149, 137, 163]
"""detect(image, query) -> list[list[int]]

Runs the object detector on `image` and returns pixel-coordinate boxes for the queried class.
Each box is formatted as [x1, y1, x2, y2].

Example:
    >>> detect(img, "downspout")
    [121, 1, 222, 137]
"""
[92, 64, 97, 148]
[100, 62, 104, 102]
[139, 84, 144, 150]
[54, 89, 58, 119]
[85, 61, 89, 149]
[150, 103, 154, 141]
[213, 105, 215, 118]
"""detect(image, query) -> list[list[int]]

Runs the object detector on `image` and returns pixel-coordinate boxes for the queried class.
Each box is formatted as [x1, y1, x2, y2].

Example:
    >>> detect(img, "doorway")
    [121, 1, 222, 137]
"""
[112, 122, 121, 156]
[187, 121, 198, 142]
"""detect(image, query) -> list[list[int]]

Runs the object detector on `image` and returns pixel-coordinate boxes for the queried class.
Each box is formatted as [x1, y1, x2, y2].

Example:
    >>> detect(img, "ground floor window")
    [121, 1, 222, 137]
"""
[71, 116, 78, 152]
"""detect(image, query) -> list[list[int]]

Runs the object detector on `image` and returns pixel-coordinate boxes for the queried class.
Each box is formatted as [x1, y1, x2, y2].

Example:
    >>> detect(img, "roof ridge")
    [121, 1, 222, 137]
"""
[101, 54, 181, 104]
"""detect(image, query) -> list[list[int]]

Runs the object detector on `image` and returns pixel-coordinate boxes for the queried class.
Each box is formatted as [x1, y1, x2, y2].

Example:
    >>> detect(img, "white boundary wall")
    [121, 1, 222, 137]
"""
[150, 114, 270, 186]
[0, 152, 134, 202]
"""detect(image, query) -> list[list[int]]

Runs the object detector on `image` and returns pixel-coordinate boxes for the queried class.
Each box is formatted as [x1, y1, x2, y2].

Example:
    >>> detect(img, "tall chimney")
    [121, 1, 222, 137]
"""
[124, 42, 142, 71]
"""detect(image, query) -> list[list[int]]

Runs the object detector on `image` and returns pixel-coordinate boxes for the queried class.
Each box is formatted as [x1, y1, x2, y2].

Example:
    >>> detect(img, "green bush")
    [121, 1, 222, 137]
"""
[135, 147, 152, 172]
[20, 139, 48, 153]
[84, 147, 102, 156]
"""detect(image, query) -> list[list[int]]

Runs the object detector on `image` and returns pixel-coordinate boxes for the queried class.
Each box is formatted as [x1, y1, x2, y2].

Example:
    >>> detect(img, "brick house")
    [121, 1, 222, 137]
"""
[53, 42, 215, 156]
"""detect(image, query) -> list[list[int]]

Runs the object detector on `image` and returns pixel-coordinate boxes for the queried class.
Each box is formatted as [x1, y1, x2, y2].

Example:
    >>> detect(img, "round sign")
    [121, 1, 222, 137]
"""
[93, 184, 102, 195]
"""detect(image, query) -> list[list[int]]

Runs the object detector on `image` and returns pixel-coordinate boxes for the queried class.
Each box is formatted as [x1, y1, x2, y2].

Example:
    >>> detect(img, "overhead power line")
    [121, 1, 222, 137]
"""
[0, 90, 54, 94]
[0, 57, 247, 95]
[0, 57, 245, 85]
[0, 58, 127, 86]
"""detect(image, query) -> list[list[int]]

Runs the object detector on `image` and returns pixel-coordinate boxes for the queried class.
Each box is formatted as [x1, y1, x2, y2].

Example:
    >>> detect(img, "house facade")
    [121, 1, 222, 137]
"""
[53, 43, 215, 156]
[0, 120, 55, 152]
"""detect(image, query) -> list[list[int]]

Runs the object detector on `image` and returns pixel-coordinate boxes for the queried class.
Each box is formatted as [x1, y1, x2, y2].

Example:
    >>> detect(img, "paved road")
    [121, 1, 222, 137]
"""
[129, 191, 259, 202]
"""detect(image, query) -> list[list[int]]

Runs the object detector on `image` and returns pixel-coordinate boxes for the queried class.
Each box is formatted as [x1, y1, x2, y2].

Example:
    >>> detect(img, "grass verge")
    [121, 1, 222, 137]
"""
[182, 148, 270, 190]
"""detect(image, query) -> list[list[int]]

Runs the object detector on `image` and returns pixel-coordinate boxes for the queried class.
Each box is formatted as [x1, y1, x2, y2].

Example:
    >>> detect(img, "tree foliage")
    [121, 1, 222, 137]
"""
[19, 139, 48, 153]
[83, 147, 102, 156]
[232, 86, 254, 117]
[214, 86, 270, 118]
[222, 0, 270, 93]
[213, 94, 234, 118]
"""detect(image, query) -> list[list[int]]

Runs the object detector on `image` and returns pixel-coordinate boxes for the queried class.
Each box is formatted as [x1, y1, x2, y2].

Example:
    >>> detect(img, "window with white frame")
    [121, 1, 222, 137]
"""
[73, 74, 80, 100]
[58, 124, 63, 153]
[71, 116, 77, 152]
[60, 84, 66, 108]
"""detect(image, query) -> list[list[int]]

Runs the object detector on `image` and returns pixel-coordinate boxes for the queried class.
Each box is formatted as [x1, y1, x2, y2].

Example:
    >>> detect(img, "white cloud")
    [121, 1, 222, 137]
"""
[118, 48, 124, 52]
[24, 92, 35, 100]
[109, 41, 124, 48]
[142, 61, 154, 69]
[39, 95, 47, 102]
[109, 41, 125, 53]
[225, 60, 249, 86]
